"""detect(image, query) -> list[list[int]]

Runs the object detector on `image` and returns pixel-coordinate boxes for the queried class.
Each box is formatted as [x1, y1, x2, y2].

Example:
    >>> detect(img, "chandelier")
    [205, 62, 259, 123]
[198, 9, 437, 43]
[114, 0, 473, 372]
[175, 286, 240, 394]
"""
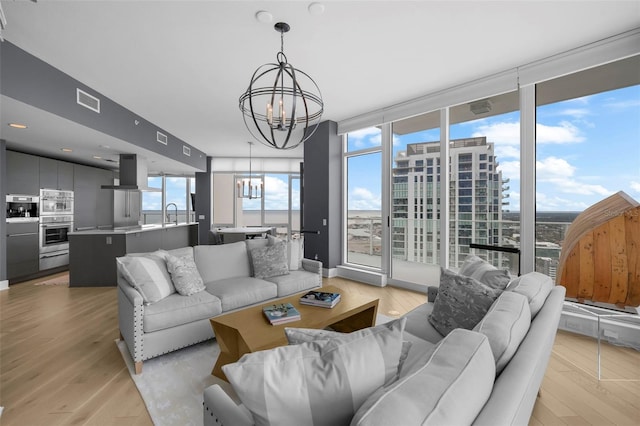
[239, 22, 324, 150]
[237, 142, 263, 199]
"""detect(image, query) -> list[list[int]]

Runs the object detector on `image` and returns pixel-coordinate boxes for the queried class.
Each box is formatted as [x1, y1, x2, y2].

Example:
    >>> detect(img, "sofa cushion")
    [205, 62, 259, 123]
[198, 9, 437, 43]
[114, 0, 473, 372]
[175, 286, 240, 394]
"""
[194, 242, 250, 282]
[428, 267, 502, 336]
[249, 242, 289, 279]
[403, 303, 445, 344]
[506, 271, 554, 318]
[264, 269, 321, 297]
[116, 251, 175, 304]
[143, 290, 222, 333]
[223, 318, 407, 426]
[164, 246, 194, 259]
[473, 291, 531, 374]
[351, 329, 495, 426]
[205, 277, 277, 312]
[166, 253, 205, 296]
[460, 254, 511, 290]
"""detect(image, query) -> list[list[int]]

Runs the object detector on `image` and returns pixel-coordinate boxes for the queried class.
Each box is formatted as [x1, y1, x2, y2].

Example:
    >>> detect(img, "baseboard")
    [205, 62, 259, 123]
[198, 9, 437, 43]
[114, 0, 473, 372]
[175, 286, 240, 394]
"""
[558, 303, 640, 350]
[336, 265, 387, 287]
[323, 267, 338, 278]
[0, 280, 8, 292]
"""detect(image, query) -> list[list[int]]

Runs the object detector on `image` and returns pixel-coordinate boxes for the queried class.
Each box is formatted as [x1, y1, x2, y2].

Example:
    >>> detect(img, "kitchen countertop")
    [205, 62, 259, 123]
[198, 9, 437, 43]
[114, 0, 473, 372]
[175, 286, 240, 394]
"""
[69, 222, 197, 235]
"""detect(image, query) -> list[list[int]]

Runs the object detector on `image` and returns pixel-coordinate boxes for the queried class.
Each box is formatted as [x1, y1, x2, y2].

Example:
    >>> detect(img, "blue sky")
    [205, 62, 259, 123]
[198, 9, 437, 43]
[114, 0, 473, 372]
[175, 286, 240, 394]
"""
[346, 84, 640, 212]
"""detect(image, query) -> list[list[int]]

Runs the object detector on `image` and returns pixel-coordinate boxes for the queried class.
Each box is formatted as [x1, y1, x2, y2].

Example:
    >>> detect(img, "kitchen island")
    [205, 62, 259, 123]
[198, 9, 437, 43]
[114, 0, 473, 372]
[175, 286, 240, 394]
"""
[68, 223, 198, 287]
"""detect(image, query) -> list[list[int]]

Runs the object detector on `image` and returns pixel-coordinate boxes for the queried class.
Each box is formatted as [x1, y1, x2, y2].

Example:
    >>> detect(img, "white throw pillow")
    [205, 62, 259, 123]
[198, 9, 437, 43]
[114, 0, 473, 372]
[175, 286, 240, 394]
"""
[473, 291, 531, 374]
[116, 251, 175, 303]
[165, 254, 205, 296]
[223, 318, 407, 426]
[351, 329, 495, 426]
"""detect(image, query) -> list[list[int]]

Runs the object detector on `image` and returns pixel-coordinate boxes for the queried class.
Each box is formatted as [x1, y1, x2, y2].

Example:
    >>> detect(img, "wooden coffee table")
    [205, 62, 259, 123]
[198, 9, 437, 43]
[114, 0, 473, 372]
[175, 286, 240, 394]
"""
[210, 285, 379, 381]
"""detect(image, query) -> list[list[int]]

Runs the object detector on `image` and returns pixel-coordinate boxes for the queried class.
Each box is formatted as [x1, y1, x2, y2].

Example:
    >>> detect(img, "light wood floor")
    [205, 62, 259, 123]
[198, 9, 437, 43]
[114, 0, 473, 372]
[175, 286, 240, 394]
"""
[1, 273, 639, 425]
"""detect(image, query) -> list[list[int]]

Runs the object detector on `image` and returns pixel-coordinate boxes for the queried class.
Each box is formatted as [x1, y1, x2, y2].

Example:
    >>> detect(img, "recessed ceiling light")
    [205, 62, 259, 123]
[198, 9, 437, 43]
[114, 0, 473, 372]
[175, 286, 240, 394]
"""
[61, 148, 73, 153]
[308, 2, 325, 15]
[255, 10, 273, 23]
[99, 144, 111, 149]
[8, 123, 27, 129]
[92, 155, 102, 159]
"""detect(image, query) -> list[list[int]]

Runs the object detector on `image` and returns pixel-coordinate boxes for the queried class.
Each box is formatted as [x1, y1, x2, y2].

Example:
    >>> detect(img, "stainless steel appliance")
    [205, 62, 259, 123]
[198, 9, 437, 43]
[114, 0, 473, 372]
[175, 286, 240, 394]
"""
[40, 189, 74, 215]
[6, 194, 39, 222]
[39, 214, 73, 270]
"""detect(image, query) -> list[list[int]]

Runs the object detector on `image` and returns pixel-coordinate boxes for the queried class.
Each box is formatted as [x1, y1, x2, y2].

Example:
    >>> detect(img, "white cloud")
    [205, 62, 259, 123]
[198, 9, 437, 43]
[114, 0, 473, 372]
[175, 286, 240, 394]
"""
[347, 127, 381, 149]
[349, 187, 381, 210]
[495, 145, 520, 160]
[536, 156, 611, 197]
[536, 121, 584, 144]
[557, 108, 590, 119]
[498, 160, 520, 177]
[630, 181, 640, 193]
[473, 122, 519, 145]
[472, 120, 584, 147]
[604, 99, 640, 109]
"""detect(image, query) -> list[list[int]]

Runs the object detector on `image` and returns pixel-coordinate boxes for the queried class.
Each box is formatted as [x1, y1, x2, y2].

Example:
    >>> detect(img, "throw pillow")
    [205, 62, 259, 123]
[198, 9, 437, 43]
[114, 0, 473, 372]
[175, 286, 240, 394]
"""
[116, 251, 175, 304]
[287, 237, 304, 271]
[223, 318, 407, 426]
[165, 254, 205, 296]
[250, 242, 289, 279]
[473, 291, 531, 374]
[506, 271, 554, 318]
[459, 254, 511, 290]
[284, 318, 411, 380]
[428, 267, 502, 336]
[351, 329, 495, 426]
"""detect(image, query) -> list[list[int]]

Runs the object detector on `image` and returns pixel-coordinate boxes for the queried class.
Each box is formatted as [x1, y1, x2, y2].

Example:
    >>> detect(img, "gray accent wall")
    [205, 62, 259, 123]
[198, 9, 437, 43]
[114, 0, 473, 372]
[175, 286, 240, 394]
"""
[0, 41, 206, 171]
[195, 157, 213, 244]
[303, 120, 341, 270]
[0, 139, 6, 281]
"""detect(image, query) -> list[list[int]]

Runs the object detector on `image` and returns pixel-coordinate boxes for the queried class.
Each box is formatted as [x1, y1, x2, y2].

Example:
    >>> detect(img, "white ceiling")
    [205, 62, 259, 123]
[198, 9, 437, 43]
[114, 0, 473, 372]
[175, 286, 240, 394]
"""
[1, 0, 639, 174]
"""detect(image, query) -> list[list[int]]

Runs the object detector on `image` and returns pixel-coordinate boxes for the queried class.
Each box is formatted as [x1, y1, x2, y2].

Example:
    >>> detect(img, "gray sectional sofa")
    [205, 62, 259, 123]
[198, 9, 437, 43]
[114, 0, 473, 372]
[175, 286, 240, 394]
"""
[117, 238, 322, 374]
[203, 265, 565, 426]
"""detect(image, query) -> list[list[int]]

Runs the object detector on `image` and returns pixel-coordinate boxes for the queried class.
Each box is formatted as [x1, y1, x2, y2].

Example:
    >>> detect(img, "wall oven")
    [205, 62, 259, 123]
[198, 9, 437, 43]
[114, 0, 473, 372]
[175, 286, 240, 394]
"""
[39, 215, 73, 270]
[40, 189, 74, 216]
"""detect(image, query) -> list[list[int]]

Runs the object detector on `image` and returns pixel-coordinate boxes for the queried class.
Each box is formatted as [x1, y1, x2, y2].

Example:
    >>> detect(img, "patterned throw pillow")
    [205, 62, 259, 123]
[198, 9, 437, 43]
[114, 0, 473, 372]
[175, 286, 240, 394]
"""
[223, 318, 407, 426]
[459, 254, 511, 290]
[428, 267, 503, 336]
[250, 242, 289, 279]
[116, 251, 175, 303]
[165, 254, 205, 296]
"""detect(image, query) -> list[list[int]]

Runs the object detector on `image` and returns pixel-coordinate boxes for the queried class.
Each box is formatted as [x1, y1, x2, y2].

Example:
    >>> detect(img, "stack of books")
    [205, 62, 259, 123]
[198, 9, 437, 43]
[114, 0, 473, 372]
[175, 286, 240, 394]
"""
[262, 303, 301, 325]
[299, 290, 341, 308]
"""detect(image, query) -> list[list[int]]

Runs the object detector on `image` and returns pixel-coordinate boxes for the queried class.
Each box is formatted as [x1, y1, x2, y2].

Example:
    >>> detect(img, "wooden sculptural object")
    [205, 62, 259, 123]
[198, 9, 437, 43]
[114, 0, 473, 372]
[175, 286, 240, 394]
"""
[556, 191, 640, 309]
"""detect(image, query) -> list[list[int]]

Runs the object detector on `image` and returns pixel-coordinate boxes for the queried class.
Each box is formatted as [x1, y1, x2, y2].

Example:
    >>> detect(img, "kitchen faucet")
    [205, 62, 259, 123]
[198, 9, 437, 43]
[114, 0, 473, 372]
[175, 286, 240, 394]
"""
[166, 203, 178, 225]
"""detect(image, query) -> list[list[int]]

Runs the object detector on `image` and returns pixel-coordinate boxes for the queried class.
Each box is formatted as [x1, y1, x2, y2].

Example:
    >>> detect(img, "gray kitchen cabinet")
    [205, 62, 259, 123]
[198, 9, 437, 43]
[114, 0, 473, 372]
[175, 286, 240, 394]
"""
[6, 222, 39, 279]
[126, 230, 162, 253]
[73, 164, 114, 230]
[161, 225, 193, 249]
[6, 151, 39, 195]
[95, 169, 115, 228]
[40, 157, 75, 190]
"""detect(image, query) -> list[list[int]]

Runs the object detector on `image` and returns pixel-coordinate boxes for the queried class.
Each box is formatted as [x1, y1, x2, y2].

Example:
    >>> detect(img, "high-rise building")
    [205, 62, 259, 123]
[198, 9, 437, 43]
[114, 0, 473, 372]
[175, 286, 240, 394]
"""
[392, 136, 509, 269]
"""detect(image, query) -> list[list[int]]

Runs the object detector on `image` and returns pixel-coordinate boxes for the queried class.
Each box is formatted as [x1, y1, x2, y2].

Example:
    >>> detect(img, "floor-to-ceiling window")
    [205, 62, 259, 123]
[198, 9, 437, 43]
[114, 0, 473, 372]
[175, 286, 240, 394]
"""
[535, 57, 640, 283]
[449, 90, 521, 274]
[345, 127, 383, 269]
[141, 175, 194, 225]
[390, 110, 441, 284]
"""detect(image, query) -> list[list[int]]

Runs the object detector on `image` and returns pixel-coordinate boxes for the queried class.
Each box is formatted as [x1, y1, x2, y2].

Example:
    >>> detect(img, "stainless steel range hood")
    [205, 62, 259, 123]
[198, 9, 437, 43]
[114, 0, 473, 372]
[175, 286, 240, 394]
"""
[101, 154, 160, 191]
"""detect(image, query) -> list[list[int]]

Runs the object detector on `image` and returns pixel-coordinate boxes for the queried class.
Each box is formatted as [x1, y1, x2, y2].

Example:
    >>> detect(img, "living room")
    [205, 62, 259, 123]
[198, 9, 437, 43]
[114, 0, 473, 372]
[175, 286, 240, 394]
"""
[1, 1, 639, 425]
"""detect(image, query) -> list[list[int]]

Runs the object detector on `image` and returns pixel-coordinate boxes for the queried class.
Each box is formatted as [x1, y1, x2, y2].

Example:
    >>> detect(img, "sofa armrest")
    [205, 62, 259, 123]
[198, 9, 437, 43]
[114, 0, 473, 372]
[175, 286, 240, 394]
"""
[203, 384, 254, 426]
[118, 277, 145, 366]
[427, 286, 439, 303]
[301, 258, 322, 275]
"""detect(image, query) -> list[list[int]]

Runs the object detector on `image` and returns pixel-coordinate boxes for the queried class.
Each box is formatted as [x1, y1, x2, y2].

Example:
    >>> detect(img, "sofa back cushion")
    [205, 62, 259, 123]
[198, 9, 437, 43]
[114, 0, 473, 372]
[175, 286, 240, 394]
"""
[474, 291, 531, 374]
[116, 251, 175, 303]
[194, 242, 250, 282]
[460, 254, 511, 290]
[351, 329, 495, 426]
[506, 271, 554, 318]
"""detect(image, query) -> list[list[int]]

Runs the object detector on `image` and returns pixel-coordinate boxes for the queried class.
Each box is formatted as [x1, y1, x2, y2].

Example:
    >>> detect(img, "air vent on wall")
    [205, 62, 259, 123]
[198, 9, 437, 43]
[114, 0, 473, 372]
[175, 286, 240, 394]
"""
[76, 88, 100, 113]
[183, 146, 191, 156]
[157, 131, 168, 145]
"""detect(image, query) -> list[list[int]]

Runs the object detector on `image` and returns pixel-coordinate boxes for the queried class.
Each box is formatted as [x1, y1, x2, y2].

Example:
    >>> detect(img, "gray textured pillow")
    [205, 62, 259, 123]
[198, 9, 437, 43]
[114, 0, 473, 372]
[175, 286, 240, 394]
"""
[428, 267, 502, 336]
[459, 254, 511, 290]
[250, 242, 289, 279]
[166, 254, 205, 296]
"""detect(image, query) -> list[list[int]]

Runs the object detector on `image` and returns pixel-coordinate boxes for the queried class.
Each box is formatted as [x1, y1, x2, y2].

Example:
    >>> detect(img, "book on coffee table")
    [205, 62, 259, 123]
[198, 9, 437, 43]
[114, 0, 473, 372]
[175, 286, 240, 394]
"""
[299, 290, 341, 308]
[262, 303, 301, 325]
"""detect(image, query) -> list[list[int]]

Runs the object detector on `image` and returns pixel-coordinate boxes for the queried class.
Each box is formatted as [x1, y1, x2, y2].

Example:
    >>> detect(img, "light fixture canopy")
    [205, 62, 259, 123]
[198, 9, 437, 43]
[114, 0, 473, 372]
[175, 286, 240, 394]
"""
[239, 22, 324, 150]
[237, 142, 263, 199]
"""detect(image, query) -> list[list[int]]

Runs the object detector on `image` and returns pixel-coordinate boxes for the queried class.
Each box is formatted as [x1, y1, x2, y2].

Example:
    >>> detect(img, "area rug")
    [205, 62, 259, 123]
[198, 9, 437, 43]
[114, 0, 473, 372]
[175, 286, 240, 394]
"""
[116, 339, 219, 426]
[116, 314, 394, 425]
[34, 277, 69, 286]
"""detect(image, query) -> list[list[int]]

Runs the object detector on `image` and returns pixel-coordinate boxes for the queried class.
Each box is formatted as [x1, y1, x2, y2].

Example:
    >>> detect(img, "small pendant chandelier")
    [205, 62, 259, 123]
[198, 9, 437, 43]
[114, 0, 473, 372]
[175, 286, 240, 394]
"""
[239, 22, 324, 150]
[237, 141, 263, 199]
